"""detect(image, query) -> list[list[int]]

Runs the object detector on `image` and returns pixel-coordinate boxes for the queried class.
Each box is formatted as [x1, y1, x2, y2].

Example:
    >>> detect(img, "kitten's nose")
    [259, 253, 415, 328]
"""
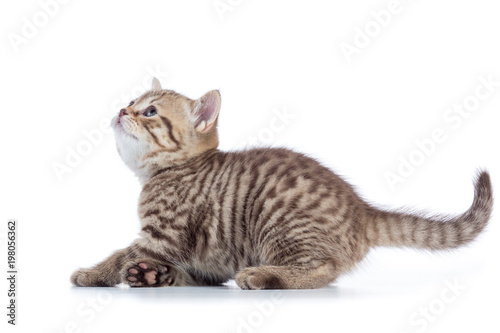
[119, 108, 128, 118]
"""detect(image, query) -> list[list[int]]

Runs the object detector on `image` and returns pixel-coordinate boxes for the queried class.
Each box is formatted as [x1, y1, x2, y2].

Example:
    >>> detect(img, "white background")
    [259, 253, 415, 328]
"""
[1, 0, 499, 332]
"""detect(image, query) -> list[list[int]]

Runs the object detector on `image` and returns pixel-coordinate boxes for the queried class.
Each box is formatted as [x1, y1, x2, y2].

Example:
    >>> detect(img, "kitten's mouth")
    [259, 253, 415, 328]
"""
[112, 116, 137, 140]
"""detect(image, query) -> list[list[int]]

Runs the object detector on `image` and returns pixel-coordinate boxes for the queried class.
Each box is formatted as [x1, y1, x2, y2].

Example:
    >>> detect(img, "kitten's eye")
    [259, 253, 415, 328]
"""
[143, 106, 157, 117]
[128, 100, 135, 107]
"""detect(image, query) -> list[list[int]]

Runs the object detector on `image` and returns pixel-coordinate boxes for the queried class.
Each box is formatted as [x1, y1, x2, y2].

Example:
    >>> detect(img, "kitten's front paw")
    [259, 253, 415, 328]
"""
[71, 268, 114, 287]
[235, 267, 285, 290]
[121, 259, 175, 287]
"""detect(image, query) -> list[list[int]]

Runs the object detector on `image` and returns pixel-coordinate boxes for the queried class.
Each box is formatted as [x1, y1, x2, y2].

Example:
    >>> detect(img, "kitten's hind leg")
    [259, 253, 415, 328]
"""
[235, 262, 338, 290]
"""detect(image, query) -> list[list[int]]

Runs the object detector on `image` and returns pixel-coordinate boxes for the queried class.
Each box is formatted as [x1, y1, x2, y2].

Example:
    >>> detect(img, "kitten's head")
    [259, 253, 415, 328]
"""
[111, 77, 221, 181]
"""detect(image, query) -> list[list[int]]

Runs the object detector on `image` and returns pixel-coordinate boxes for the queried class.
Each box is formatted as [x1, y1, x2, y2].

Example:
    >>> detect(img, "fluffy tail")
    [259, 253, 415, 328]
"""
[366, 171, 493, 250]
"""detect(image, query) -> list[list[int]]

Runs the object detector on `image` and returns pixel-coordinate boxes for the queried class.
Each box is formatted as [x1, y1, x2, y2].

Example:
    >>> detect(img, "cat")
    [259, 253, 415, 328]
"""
[70, 77, 493, 289]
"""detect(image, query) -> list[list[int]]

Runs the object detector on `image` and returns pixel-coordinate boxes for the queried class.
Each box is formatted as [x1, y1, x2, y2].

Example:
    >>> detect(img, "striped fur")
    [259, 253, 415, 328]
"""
[71, 79, 494, 290]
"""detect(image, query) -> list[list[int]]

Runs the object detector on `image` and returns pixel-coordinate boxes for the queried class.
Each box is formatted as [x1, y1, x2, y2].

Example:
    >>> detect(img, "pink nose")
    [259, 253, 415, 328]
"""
[119, 108, 128, 118]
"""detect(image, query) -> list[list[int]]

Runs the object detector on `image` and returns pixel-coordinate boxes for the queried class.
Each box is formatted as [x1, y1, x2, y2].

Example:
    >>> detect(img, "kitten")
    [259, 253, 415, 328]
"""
[71, 78, 493, 290]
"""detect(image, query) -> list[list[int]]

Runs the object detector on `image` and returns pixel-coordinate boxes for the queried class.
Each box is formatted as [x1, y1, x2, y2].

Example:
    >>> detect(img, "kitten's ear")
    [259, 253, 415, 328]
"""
[151, 77, 162, 91]
[192, 90, 221, 133]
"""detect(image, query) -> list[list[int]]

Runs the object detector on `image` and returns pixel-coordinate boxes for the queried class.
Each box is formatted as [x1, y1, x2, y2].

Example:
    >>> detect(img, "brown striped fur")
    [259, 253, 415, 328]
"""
[70, 78, 494, 290]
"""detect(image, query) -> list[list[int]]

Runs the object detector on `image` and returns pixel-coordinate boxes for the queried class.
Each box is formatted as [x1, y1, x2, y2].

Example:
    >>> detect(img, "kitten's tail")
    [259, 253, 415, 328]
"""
[365, 171, 493, 250]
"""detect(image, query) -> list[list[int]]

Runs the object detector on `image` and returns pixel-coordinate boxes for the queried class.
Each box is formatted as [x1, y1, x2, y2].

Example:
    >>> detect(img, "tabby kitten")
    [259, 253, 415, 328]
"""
[71, 78, 493, 290]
